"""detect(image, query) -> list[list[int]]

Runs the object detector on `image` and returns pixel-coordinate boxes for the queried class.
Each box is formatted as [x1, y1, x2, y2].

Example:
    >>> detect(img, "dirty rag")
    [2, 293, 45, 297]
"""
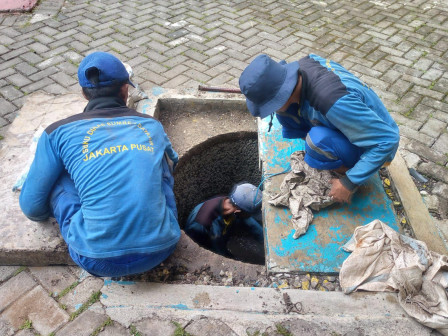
[268, 151, 335, 239]
[340, 219, 448, 335]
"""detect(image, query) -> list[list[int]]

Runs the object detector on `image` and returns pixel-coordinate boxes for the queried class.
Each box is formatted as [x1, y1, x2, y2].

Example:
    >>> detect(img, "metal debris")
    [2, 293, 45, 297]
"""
[282, 292, 303, 314]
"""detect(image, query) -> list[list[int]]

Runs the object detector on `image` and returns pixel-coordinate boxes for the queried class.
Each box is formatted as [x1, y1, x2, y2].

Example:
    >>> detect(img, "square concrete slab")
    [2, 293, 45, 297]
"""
[0, 93, 85, 265]
[259, 117, 399, 273]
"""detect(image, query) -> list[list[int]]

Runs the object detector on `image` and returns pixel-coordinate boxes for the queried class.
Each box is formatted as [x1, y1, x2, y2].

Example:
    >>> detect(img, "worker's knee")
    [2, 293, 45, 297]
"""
[304, 126, 362, 170]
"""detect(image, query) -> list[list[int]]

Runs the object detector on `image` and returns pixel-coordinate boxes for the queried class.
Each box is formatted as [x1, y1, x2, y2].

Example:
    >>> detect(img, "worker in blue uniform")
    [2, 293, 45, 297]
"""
[184, 183, 264, 264]
[19, 51, 180, 277]
[239, 54, 400, 203]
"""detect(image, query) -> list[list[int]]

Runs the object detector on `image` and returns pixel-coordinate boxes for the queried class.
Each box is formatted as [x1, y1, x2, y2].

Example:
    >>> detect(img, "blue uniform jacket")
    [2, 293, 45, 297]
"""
[184, 196, 263, 257]
[276, 54, 399, 190]
[19, 97, 181, 258]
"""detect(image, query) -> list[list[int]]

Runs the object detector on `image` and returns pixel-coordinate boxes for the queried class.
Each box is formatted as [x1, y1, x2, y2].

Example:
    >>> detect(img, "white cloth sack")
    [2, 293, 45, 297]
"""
[269, 151, 335, 239]
[340, 219, 448, 334]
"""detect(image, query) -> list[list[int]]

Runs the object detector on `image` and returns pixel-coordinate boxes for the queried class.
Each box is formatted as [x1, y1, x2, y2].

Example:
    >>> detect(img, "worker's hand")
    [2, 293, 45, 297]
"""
[329, 178, 352, 204]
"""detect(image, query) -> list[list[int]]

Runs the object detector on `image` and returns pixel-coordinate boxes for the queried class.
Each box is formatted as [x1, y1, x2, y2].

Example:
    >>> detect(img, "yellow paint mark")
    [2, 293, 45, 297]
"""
[301, 280, 310, 290]
[278, 282, 289, 289]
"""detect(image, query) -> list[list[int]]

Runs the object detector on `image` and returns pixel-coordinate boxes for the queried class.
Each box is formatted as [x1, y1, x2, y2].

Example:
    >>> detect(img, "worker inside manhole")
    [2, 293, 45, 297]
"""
[173, 133, 265, 265]
[184, 182, 265, 265]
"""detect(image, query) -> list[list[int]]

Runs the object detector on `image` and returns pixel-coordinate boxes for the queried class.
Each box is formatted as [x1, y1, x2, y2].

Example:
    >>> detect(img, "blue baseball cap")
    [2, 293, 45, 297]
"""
[239, 54, 300, 119]
[229, 183, 262, 214]
[77, 51, 135, 88]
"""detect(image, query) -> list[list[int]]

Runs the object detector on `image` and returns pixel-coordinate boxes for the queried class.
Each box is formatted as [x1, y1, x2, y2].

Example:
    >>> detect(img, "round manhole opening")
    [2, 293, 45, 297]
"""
[174, 132, 264, 265]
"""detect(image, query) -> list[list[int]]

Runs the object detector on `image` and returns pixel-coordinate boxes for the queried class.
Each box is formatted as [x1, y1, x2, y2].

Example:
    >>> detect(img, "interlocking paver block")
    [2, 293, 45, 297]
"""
[59, 276, 103, 314]
[134, 318, 179, 336]
[29, 266, 77, 297]
[1, 286, 69, 335]
[0, 98, 17, 115]
[50, 71, 77, 87]
[433, 133, 448, 155]
[419, 161, 448, 184]
[14, 329, 34, 336]
[185, 317, 238, 336]
[399, 125, 434, 147]
[98, 322, 128, 335]
[0, 317, 14, 336]
[6, 73, 32, 87]
[163, 74, 189, 88]
[421, 119, 447, 138]
[56, 308, 107, 336]
[19, 51, 44, 65]
[0, 271, 36, 312]
[0, 267, 19, 283]
[22, 77, 55, 94]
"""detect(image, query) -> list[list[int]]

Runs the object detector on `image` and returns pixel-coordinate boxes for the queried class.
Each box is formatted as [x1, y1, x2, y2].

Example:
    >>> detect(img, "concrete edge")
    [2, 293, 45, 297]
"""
[134, 86, 246, 117]
[388, 151, 447, 254]
[100, 282, 432, 334]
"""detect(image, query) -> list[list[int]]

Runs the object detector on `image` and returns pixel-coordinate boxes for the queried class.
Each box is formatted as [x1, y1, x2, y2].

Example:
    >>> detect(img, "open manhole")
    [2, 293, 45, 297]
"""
[155, 98, 265, 265]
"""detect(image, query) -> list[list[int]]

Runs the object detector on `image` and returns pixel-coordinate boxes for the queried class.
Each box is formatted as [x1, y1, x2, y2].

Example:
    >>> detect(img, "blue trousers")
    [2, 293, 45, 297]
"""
[50, 163, 177, 277]
[304, 126, 363, 170]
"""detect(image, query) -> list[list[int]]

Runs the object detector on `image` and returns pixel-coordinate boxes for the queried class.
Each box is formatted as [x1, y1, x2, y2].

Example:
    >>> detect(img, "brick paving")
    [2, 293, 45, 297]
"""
[0, 0, 447, 334]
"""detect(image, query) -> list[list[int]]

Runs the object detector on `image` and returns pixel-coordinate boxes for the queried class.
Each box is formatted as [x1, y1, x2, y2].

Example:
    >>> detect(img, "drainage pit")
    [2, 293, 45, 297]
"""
[174, 132, 264, 265]
[154, 97, 265, 265]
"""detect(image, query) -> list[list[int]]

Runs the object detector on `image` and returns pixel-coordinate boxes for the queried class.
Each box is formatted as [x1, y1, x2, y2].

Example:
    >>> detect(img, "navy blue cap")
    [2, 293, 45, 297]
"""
[239, 54, 299, 119]
[78, 51, 135, 88]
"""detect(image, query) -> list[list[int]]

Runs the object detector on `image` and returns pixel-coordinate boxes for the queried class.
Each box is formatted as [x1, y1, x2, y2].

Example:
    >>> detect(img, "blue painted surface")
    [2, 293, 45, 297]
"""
[104, 279, 136, 286]
[152, 87, 165, 96]
[139, 98, 153, 115]
[167, 303, 190, 310]
[259, 117, 399, 273]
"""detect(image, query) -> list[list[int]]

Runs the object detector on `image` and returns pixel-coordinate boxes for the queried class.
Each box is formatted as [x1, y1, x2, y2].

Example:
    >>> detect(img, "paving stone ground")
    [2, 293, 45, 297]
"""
[0, 0, 447, 335]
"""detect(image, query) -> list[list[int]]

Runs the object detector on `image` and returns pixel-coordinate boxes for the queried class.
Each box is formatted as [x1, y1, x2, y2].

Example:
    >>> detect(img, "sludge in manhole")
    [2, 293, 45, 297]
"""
[174, 132, 265, 265]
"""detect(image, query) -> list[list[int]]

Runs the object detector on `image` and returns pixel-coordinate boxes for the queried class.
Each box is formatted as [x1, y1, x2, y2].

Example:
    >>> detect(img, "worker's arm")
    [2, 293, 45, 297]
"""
[19, 132, 64, 221]
[326, 93, 399, 193]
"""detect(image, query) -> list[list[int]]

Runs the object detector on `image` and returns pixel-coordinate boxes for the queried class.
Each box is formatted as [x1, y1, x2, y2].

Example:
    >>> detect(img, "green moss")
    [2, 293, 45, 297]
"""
[69, 291, 101, 321]
[90, 317, 112, 336]
[172, 321, 194, 336]
[57, 280, 79, 299]
[130, 325, 142, 336]
[276, 324, 292, 336]
[19, 319, 32, 330]
[404, 107, 415, 117]
[13, 266, 26, 276]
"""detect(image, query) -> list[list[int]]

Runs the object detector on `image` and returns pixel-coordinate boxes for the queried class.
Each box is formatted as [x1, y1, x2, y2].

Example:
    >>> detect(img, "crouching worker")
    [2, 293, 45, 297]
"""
[239, 54, 400, 204]
[184, 183, 265, 264]
[19, 51, 181, 277]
